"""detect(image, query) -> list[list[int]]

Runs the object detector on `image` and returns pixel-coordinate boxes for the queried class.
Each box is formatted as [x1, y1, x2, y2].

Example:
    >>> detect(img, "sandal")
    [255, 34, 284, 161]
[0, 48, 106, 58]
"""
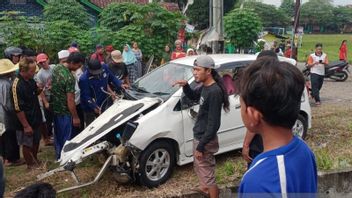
[190, 188, 210, 198]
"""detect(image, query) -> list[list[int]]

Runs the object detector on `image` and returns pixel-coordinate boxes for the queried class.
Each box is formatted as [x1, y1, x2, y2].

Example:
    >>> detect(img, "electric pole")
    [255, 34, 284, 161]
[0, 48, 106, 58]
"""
[291, 0, 301, 60]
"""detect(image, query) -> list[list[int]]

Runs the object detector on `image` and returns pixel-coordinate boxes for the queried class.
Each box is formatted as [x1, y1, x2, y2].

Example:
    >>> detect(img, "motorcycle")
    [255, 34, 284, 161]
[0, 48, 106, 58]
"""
[303, 61, 350, 82]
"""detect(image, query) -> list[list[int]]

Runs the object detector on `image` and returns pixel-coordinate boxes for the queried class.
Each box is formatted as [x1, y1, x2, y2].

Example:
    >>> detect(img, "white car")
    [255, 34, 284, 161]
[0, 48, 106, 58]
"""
[38, 54, 311, 192]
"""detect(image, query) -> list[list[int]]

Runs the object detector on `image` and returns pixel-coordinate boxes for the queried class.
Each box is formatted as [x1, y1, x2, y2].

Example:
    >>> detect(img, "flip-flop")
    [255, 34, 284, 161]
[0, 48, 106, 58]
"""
[190, 188, 210, 198]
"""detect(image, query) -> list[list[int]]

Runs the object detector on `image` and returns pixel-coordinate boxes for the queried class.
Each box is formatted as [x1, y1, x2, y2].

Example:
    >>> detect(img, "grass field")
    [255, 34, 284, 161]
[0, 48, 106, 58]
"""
[297, 34, 352, 63]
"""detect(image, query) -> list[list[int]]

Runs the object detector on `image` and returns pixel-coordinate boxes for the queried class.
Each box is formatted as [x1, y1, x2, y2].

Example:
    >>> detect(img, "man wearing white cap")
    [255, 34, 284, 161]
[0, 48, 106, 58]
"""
[174, 55, 230, 198]
[51, 51, 85, 160]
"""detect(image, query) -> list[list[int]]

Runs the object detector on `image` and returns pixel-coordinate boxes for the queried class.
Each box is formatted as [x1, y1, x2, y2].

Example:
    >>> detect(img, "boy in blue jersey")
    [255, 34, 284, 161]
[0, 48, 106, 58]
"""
[238, 57, 317, 198]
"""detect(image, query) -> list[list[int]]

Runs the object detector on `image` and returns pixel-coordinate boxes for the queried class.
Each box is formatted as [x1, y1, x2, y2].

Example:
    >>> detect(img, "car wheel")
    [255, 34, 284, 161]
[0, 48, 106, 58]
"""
[292, 114, 308, 140]
[138, 141, 175, 188]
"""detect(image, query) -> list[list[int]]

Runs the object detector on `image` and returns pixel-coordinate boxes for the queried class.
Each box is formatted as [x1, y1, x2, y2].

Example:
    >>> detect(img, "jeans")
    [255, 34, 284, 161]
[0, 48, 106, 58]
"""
[53, 114, 73, 160]
[310, 73, 324, 102]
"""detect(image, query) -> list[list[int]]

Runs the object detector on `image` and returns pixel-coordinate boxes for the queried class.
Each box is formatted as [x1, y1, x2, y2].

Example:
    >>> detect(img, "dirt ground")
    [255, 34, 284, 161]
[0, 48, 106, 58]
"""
[4, 72, 352, 198]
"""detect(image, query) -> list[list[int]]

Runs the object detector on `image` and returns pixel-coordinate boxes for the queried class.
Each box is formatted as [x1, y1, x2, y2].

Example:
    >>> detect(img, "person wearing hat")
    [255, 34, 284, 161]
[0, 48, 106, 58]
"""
[4, 47, 22, 65]
[90, 44, 105, 64]
[35, 53, 55, 146]
[51, 51, 85, 160]
[108, 50, 130, 88]
[104, 45, 114, 64]
[79, 58, 125, 126]
[11, 57, 43, 169]
[173, 55, 230, 198]
[0, 59, 23, 167]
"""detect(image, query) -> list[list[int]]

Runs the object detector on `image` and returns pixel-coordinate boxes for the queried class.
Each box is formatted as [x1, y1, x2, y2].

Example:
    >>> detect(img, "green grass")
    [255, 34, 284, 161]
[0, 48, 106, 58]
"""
[297, 34, 352, 63]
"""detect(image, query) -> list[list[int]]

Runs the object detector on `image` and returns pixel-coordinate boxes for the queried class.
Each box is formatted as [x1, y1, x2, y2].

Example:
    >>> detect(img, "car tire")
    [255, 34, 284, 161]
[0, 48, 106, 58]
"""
[292, 114, 308, 140]
[138, 140, 175, 188]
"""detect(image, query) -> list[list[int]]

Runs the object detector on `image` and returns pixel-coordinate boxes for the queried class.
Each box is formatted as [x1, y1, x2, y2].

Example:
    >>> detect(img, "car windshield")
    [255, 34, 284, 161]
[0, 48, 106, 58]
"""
[132, 63, 193, 98]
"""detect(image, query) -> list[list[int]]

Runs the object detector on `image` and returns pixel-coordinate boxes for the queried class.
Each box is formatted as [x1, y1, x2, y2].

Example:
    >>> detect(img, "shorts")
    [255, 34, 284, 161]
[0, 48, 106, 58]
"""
[193, 136, 219, 187]
[16, 128, 41, 148]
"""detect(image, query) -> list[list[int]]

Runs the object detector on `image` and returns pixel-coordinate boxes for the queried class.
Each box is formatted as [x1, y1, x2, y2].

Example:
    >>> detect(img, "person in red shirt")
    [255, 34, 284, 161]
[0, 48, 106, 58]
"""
[90, 44, 105, 64]
[171, 40, 186, 60]
[339, 40, 348, 62]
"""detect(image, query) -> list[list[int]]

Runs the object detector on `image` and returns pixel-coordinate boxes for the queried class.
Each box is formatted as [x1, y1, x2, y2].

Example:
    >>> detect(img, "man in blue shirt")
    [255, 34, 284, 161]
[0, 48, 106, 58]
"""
[79, 59, 124, 126]
[238, 57, 317, 198]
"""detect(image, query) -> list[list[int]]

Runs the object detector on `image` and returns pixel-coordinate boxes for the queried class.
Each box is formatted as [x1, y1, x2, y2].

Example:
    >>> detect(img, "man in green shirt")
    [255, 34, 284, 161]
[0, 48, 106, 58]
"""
[51, 50, 84, 160]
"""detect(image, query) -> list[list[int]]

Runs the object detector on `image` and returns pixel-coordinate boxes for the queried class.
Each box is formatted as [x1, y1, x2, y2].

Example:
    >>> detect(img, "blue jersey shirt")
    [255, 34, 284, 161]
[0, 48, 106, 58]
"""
[79, 64, 122, 112]
[239, 136, 317, 198]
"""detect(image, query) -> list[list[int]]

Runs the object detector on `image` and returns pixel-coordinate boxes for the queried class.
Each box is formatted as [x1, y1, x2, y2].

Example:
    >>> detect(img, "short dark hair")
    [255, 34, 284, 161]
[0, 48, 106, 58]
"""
[19, 57, 36, 72]
[239, 57, 305, 129]
[257, 50, 278, 59]
[67, 52, 85, 64]
[315, 43, 323, 48]
[21, 48, 37, 57]
[14, 183, 56, 198]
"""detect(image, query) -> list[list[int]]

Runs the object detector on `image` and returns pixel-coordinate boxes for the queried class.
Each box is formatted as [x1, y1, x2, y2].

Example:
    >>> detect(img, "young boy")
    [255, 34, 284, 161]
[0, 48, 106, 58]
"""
[238, 57, 317, 197]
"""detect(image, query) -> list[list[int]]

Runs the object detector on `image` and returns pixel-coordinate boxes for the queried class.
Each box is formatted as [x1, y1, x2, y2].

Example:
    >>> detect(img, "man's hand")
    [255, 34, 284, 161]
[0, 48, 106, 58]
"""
[23, 125, 33, 135]
[94, 107, 101, 115]
[172, 80, 188, 87]
[44, 102, 50, 109]
[194, 150, 203, 160]
[72, 116, 81, 128]
[121, 84, 129, 90]
[242, 145, 252, 163]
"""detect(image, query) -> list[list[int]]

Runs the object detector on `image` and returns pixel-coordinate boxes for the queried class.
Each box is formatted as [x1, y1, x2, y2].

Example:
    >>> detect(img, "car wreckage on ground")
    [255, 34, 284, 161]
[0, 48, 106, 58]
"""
[37, 54, 311, 193]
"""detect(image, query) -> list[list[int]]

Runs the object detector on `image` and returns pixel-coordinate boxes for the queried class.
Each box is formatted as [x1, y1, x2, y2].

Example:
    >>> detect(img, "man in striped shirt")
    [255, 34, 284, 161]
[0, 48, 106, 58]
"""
[238, 57, 317, 198]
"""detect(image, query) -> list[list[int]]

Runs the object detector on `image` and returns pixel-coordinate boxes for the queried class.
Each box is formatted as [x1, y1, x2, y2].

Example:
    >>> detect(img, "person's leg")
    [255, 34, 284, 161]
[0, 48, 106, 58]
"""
[3, 129, 21, 164]
[84, 111, 96, 128]
[0, 159, 5, 198]
[53, 115, 73, 160]
[192, 140, 208, 194]
[44, 108, 53, 137]
[32, 128, 41, 164]
[310, 73, 320, 102]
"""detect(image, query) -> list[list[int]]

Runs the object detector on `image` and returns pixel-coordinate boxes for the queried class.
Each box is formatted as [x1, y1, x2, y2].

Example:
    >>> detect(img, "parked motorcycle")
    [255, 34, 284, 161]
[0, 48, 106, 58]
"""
[303, 61, 350, 82]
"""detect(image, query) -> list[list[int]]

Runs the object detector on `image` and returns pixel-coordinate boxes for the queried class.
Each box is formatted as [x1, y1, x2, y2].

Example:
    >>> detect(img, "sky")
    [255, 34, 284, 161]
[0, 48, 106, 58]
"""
[262, 0, 351, 7]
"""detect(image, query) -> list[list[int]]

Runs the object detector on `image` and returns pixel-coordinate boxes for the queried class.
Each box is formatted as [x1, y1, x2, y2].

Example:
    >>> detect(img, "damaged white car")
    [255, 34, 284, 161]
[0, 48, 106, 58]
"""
[37, 54, 311, 192]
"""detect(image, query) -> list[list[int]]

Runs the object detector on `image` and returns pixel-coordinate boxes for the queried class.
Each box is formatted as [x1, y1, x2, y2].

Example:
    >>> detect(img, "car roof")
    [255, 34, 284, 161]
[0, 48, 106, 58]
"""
[170, 54, 297, 69]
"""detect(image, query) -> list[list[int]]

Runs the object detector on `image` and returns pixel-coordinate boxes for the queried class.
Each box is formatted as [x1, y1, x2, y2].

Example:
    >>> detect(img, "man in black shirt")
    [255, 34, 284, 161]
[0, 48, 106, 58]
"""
[174, 55, 229, 198]
[109, 50, 130, 88]
[11, 58, 42, 169]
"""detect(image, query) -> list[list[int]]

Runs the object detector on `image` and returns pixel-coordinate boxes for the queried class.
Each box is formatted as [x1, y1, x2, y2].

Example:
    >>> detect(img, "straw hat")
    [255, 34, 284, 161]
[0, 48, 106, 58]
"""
[111, 50, 123, 63]
[0, 59, 17, 75]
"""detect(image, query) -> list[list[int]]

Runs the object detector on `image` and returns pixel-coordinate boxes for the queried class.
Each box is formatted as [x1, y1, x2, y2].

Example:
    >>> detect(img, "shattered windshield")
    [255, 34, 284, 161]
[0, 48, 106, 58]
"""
[132, 63, 193, 97]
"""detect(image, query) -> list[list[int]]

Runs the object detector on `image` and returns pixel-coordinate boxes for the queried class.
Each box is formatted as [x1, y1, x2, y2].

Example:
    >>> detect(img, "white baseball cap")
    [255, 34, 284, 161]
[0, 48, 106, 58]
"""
[58, 50, 70, 60]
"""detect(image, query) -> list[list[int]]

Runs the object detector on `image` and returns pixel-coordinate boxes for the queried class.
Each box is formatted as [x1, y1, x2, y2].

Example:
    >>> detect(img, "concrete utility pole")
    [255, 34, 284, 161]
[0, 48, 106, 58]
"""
[210, 0, 224, 53]
[291, 0, 301, 60]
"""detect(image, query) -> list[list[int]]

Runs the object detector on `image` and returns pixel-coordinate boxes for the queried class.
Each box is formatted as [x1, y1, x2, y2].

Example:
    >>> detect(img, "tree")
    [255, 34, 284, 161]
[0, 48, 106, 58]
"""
[99, 3, 139, 32]
[0, 11, 43, 51]
[44, 0, 91, 29]
[279, 0, 295, 18]
[300, 0, 334, 32]
[332, 6, 352, 33]
[99, 3, 184, 60]
[224, 8, 262, 50]
[242, 1, 291, 27]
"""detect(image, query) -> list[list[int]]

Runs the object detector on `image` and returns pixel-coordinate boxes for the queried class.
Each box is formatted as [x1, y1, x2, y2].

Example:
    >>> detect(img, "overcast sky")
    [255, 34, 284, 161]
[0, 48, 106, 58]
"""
[262, 0, 351, 7]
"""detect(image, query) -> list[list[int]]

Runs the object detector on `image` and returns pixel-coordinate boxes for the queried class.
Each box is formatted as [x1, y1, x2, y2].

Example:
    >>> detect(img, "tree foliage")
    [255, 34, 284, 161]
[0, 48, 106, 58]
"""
[300, 0, 334, 29]
[279, 0, 295, 18]
[224, 8, 262, 49]
[242, 1, 291, 27]
[332, 6, 352, 33]
[44, 0, 90, 29]
[99, 3, 184, 60]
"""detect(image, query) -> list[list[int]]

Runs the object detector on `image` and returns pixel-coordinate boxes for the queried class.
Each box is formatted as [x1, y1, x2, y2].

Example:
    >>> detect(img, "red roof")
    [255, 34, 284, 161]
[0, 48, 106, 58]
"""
[90, 0, 179, 11]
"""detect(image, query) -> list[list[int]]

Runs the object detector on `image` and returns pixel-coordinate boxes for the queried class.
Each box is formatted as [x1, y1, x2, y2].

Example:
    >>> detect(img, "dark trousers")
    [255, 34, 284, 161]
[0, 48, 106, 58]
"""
[71, 104, 84, 139]
[44, 108, 53, 137]
[53, 115, 73, 160]
[84, 111, 97, 128]
[310, 73, 324, 102]
[0, 129, 20, 162]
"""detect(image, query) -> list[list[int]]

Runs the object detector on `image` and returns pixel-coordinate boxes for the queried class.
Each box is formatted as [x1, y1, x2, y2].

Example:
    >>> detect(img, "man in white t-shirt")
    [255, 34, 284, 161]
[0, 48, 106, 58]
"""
[307, 43, 328, 106]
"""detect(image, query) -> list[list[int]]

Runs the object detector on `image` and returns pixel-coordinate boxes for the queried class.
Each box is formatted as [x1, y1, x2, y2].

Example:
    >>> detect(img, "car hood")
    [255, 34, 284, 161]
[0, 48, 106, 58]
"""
[59, 97, 161, 165]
